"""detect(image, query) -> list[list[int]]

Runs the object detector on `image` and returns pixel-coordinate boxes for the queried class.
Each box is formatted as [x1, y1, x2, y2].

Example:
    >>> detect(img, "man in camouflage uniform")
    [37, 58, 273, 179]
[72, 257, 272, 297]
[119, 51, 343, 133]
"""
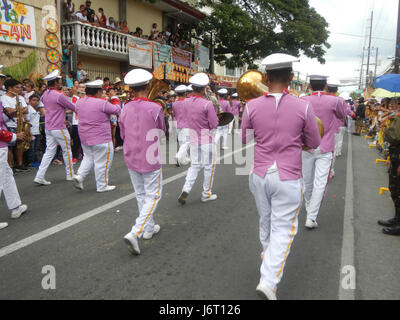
[379, 140, 400, 236]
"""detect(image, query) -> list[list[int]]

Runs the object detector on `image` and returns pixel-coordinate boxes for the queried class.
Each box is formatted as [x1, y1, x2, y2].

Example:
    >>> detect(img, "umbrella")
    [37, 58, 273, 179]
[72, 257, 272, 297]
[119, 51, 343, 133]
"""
[371, 88, 400, 98]
[339, 92, 351, 100]
[373, 74, 400, 92]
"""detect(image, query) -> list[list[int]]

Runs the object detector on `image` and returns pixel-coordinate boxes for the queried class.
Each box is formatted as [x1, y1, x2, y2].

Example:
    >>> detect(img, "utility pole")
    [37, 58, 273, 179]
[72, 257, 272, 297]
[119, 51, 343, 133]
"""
[209, 32, 215, 74]
[395, 0, 400, 73]
[374, 47, 379, 79]
[359, 50, 365, 90]
[366, 11, 373, 87]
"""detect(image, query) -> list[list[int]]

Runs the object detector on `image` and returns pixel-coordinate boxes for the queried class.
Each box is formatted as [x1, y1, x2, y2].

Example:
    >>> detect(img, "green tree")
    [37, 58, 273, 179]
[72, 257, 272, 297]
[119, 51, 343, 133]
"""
[194, 0, 330, 69]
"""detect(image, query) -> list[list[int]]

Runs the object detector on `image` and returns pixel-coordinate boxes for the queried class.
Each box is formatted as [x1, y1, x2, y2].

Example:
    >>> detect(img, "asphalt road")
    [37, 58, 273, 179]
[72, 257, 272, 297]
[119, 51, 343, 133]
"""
[0, 131, 399, 300]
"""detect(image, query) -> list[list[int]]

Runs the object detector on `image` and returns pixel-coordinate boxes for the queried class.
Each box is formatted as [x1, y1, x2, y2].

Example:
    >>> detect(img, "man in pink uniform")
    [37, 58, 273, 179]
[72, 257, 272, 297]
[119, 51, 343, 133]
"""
[328, 79, 349, 179]
[230, 93, 242, 134]
[120, 69, 166, 256]
[301, 75, 347, 229]
[72, 80, 121, 193]
[173, 85, 190, 166]
[34, 70, 76, 185]
[0, 101, 28, 230]
[215, 88, 230, 150]
[178, 73, 219, 205]
[242, 54, 321, 300]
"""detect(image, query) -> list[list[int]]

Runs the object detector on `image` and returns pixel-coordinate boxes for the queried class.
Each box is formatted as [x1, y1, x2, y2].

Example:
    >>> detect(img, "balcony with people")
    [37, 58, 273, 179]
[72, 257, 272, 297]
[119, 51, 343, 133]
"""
[61, 0, 205, 62]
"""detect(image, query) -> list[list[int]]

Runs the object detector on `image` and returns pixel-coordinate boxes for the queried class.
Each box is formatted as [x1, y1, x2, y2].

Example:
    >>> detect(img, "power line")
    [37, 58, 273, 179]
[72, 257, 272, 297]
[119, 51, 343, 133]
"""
[332, 32, 395, 42]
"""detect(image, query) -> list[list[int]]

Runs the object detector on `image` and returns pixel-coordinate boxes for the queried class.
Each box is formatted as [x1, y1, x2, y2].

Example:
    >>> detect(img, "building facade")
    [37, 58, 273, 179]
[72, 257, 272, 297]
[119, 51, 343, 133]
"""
[0, 0, 62, 83]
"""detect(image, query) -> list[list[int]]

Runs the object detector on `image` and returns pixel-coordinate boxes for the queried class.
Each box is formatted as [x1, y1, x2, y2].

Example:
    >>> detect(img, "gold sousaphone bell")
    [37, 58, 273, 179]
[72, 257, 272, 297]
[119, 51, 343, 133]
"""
[236, 70, 325, 141]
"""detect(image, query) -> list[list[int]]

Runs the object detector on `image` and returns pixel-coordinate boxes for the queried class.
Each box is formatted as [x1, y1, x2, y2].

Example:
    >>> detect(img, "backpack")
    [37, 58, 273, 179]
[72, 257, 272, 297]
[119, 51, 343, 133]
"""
[384, 118, 400, 146]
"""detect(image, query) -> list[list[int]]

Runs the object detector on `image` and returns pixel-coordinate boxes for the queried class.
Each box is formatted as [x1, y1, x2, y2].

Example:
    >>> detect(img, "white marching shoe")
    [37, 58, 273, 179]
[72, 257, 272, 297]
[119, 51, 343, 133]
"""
[201, 194, 218, 203]
[34, 177, 51, 186]
[97, 185, 116, 193]
[124, 233, 140, 255]
[73, 175, 84, 190]
[305, 219, 318, 230]
[0, 222, 8, 230]
[11, 204, 28, 219]
[256, 283, 277, 300]
[66, 175, 77, 181]
[143, 225, 161, 240]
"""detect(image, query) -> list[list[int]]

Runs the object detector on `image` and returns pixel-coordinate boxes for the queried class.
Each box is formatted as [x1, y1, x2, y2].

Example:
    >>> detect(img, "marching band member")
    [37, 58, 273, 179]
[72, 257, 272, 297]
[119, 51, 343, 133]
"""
[215, 88, 230, 150]
[173, 85, 191, 166]
[34, 70, 76, 185]
[1, 101, 28, 230]
[242, 53, 321, 300]
[178, 73, 219, 205]
[120, 69, 166, 255]
[327, 79, 348, 179]
[230, 93, 242, 134]
[1, 79, 29, 172]
[72, 80, 121, 192]
[0, 65, 6, 97]
[301, 75, 347, 229]
[328, 79, 347, 158]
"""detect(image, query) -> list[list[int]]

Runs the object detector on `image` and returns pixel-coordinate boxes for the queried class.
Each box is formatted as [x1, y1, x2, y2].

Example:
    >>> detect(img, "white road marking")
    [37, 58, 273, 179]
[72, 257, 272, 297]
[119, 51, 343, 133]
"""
[338, 133, 356, 300]
[0, 144, 254, 259]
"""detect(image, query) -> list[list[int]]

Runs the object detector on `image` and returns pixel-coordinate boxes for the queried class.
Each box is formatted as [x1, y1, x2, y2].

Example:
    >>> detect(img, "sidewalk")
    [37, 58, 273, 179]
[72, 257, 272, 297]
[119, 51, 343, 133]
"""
[352, 134, 400, 300]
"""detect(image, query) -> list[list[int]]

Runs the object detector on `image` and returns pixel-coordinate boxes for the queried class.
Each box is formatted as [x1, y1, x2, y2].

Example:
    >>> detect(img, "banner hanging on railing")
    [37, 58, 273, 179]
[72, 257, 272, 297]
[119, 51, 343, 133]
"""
[153, 42, 172, 80]
[128, 37, 153, 69]
[171, 47, 192, 69]
[0, 0, 37, 46]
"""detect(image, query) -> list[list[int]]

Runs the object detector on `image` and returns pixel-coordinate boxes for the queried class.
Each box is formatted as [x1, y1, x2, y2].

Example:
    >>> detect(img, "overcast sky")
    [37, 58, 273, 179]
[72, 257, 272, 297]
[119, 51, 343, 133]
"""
[293, 0, 398, 90]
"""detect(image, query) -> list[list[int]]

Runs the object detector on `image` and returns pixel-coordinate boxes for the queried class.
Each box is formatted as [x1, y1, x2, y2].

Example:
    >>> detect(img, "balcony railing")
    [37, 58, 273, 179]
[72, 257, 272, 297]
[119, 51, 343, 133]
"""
[61, 22, 129, 57]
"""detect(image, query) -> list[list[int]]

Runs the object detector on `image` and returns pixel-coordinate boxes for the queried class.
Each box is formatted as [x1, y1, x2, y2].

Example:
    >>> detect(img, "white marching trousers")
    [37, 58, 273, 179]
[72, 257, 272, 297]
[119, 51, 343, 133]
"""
[129, 169, 162, 238]
[0, 147, 22, 210]
[335, 127, 345, 156]
[176, 128, 190, 164]
[78, 142, 114, 191]
[249, 172, 303, 292]
[215, 125, 229, 148]
[302, 148, 333, 222]
[229, 115, 239, 133]
[183, 144, 216, 198]
[36, 129, 74, 180]
[347, 116, 353, 133]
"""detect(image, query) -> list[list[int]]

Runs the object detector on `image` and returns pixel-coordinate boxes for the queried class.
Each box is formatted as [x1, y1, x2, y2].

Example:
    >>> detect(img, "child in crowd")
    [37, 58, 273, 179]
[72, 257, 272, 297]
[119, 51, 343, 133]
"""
[27, 94, 44, 166]
[77, 62, 88, 82]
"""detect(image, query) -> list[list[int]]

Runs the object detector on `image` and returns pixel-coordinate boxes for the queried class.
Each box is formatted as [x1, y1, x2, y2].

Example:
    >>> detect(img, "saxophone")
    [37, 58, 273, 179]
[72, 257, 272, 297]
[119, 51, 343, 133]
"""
[15, 93, 32, 151]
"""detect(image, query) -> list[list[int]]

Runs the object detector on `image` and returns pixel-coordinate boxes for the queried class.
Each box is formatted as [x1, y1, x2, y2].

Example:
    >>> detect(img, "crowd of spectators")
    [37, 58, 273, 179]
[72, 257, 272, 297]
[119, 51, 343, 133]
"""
[64, 0, 193, 52]
[0, 62, 189, 174]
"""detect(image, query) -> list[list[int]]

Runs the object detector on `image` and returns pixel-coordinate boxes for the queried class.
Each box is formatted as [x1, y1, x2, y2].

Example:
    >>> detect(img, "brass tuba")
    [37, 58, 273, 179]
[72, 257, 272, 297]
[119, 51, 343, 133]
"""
[237, 70, 269, 102]
[148, 78, 169, 115]
[236, 70, 325, 139]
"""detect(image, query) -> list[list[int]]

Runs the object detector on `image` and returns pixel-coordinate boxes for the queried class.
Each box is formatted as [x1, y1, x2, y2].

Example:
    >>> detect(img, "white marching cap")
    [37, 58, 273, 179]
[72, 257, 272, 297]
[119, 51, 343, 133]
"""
[43, 69, 62, 81]
[189, 73, 209, 87]
[218, 88, 228, 95]
[261, 53, 300, 70]
[0, 64, 5, 78]
[175, 85, 187, 93]
[124, 68, 153, 87]
[232, 93, 238, 98]
[86, 79, 103, 88]
[327, 78, 341, 87]
[169, 90, 176, 96]
[309, 74, 329, 81]
[187, 84, 193, 92]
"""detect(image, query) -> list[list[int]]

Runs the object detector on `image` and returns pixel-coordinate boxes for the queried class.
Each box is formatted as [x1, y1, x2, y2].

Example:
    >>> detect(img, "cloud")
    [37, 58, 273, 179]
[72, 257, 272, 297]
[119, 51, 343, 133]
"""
[295, 0, 398, 85]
